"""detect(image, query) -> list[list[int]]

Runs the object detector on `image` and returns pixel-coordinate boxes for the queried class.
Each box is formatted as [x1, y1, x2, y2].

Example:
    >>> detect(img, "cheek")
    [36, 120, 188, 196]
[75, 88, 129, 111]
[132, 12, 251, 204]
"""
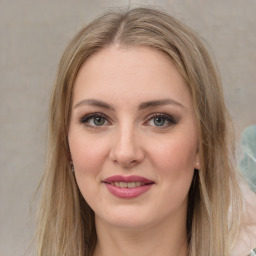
[69, 134, 110, 205]
[156, 137, 197, 210]
[153, 135, 197, 171]
[69, 133, 109, 177]
[149, 134, 197, 192]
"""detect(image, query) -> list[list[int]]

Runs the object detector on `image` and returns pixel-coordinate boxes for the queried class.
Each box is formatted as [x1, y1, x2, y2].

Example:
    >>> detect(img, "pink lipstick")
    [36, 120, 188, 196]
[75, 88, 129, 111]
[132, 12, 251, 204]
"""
[103, 175, 154, 199]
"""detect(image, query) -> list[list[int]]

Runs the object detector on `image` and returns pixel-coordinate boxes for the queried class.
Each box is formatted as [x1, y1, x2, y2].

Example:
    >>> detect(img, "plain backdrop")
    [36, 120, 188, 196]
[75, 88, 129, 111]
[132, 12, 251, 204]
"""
[0, 0, 256, 255]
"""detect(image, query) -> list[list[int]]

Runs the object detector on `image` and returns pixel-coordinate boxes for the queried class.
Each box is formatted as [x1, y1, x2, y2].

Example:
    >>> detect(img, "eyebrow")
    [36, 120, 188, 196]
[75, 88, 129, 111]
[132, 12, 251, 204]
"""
[138, 99, 185, 110]
[74, 98, 185, 110]
[74, 99, 115, 110]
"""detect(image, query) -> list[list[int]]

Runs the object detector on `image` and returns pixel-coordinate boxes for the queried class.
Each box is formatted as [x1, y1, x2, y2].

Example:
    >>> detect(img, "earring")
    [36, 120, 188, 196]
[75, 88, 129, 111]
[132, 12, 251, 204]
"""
[196, 162, 200, 169]
[70, 160, 74, 172]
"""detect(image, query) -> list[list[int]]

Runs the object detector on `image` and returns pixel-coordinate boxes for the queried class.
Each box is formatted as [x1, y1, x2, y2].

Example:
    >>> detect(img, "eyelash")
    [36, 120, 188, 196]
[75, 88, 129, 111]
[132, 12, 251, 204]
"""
[144, 113, 177, 127]
[79, 112, 110, 129]
[79, 112, 177, 129]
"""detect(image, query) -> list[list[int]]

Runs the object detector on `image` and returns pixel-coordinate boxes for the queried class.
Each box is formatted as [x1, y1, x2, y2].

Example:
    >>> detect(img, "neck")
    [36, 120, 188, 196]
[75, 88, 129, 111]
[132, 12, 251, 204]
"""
[93, 216, 188, 256]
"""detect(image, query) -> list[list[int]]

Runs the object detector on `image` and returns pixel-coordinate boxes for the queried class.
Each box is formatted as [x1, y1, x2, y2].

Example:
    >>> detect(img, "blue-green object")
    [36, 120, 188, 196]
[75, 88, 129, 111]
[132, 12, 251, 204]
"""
[247, 248, 256, 256]
[239, 125, 256, 192]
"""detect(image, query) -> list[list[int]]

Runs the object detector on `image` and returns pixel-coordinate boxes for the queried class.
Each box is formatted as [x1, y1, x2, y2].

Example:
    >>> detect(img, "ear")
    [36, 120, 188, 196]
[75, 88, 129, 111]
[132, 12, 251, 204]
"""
[68, 152, 73, 165]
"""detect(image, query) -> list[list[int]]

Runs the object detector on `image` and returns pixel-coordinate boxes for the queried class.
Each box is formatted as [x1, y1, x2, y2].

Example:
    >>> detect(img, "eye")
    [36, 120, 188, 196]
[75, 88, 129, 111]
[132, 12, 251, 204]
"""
[145, 113, 176, 128]
[79, 113, 110, 128]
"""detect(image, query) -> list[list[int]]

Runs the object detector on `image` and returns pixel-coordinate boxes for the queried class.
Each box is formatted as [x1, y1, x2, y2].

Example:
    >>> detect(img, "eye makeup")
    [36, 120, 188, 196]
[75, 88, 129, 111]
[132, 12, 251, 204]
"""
[78, 111, 178, 130]
[144, 113, 177, 128]
[79, 112, 111, 129]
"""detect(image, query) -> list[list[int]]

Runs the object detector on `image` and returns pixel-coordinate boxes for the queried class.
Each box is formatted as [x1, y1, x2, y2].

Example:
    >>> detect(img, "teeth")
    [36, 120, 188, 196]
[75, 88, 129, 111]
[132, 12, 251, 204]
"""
[128, 182, 136, 188]
[110, 181, 145, 188]
[120, 182, 127, 188]
[136, 181, 142, 187]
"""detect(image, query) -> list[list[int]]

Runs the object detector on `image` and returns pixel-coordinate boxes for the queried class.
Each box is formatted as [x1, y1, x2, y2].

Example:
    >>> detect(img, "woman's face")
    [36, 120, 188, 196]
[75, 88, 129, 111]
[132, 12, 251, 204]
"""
[68, 46, 199, 229]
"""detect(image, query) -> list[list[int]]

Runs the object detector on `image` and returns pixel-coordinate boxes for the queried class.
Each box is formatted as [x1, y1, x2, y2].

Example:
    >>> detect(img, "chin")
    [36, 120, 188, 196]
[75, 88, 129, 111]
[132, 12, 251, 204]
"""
[107, 218, 152, 230]
[96, 208, 155, 230]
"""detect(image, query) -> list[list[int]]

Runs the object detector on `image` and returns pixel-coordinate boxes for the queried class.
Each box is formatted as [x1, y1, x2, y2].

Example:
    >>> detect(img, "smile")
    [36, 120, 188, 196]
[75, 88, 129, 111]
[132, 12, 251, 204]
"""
[109, 181, 146, 188]
[103, 175, 155, 199]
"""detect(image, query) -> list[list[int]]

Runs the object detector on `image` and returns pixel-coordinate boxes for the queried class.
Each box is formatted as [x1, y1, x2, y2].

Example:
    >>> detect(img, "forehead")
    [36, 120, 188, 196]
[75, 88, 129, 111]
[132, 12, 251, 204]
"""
[72, 45, 192, 109]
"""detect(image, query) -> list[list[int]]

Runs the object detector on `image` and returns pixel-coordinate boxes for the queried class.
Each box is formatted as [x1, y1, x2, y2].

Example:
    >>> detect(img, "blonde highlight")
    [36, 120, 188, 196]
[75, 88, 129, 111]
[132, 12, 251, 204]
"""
[36, 8, 243, 256]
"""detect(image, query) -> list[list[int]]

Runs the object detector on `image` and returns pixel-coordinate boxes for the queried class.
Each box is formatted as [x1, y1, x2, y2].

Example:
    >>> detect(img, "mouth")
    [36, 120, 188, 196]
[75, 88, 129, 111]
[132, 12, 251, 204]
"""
[106, 181, 149, 188]
[103, 175, 155, 187]
[103, 175, 155, 199]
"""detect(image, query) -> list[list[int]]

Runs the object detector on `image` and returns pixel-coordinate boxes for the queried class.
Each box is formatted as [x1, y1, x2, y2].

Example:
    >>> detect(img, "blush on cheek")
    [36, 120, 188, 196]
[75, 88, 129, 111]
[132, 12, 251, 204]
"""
[158, 143, 196, 170]
[70, 135, 108, 170]
[153, 145, 196, 198]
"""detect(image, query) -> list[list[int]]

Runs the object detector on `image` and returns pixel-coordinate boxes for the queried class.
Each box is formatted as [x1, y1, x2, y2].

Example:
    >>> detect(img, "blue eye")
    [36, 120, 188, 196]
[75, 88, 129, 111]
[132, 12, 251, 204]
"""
[146, 113, 176, 127]
[80, 113, 108, 127]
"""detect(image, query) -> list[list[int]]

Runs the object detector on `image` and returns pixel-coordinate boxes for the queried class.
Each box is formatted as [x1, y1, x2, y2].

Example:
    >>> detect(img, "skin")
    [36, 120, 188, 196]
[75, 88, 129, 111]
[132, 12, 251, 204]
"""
[68, 45, 200, 256]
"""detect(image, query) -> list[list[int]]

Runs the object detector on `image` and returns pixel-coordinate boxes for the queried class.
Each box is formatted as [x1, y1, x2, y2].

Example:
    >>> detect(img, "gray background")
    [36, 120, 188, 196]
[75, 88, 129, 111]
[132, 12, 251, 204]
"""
[0, 0, 255, 255]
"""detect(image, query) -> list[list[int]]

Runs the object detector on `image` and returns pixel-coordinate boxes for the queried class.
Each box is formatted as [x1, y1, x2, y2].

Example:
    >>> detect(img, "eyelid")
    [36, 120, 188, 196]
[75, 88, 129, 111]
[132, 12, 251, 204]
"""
[79, 112, 111, 128]
[78, 112, 176, 129]
[144, 112, 177, 126]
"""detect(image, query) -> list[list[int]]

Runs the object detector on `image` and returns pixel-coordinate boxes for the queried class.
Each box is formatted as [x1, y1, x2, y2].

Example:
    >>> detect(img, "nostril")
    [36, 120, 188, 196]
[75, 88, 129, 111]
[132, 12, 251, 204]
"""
[109, 134, 145, 166]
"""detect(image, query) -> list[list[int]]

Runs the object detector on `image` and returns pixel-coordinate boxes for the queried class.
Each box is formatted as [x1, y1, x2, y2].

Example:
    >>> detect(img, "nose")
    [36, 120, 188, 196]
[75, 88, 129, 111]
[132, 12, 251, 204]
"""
[109, 125, 145, 168]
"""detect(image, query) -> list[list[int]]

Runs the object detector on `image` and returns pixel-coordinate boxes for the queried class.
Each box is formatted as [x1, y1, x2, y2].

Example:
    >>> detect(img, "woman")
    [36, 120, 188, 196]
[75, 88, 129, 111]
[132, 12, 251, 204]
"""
[36, 7, 255, 256]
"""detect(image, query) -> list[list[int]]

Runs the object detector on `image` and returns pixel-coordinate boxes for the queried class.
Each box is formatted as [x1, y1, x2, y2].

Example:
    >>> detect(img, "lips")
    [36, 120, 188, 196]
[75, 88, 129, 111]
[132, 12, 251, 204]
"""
[103, 175, 155, 199]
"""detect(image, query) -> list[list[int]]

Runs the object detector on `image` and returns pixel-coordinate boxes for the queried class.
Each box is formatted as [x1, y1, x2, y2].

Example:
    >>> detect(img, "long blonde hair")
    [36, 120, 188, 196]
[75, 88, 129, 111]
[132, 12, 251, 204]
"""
[36, 7, 243, 256]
